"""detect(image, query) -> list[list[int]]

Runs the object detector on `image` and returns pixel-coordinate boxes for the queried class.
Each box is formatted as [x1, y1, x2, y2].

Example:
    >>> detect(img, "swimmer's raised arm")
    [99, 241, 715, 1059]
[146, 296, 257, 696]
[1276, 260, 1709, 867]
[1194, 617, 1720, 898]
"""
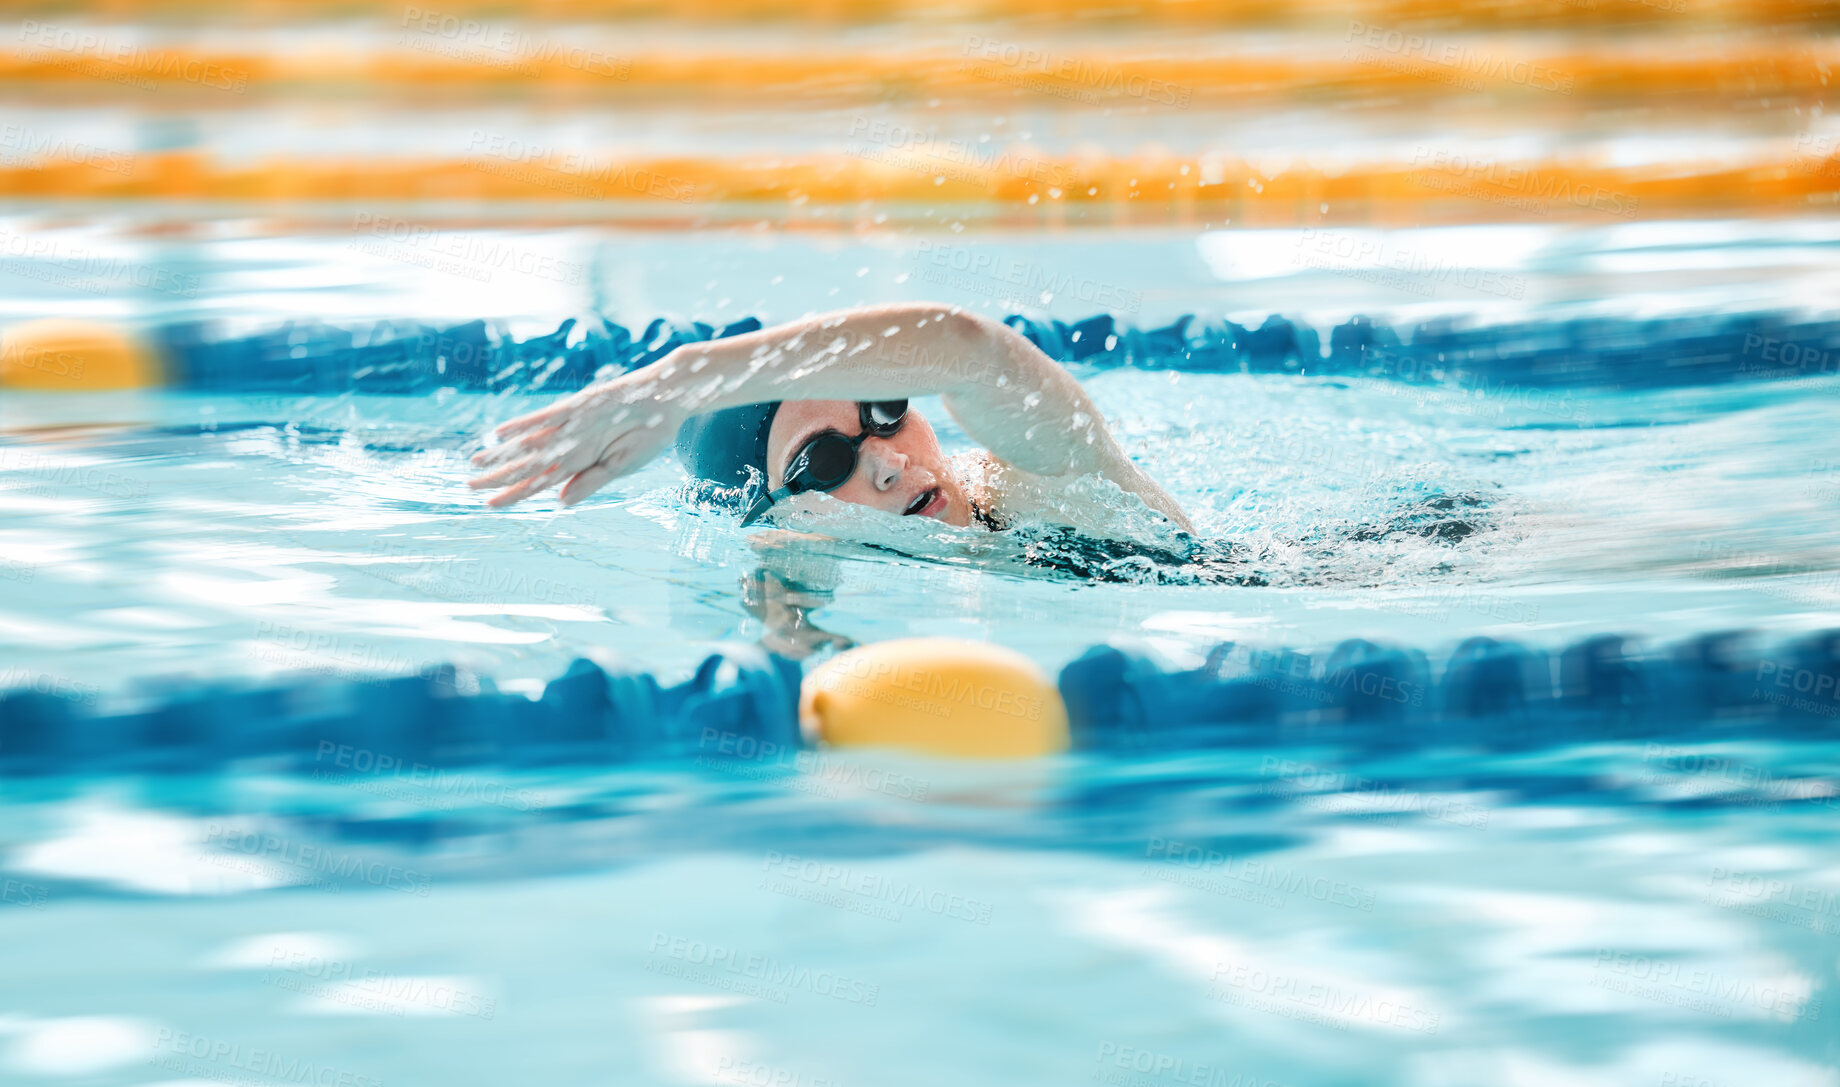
[468, 301, 1192, 532]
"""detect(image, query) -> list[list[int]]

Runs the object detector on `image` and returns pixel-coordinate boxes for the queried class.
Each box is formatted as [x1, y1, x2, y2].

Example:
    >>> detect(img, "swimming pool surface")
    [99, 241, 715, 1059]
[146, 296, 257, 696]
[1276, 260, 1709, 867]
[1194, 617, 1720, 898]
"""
[2, 222, 1837, 1085]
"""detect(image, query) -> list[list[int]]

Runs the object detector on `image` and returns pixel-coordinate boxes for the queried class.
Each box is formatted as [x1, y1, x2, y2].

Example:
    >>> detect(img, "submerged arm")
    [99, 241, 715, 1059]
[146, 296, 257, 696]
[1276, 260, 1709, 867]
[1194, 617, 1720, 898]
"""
[469, 302, 1192, 532]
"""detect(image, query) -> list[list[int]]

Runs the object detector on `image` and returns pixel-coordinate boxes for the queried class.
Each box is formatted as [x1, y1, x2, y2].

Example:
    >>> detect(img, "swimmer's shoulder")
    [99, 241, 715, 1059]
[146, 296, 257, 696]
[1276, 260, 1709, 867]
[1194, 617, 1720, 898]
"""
[955, 450, 1186, 544]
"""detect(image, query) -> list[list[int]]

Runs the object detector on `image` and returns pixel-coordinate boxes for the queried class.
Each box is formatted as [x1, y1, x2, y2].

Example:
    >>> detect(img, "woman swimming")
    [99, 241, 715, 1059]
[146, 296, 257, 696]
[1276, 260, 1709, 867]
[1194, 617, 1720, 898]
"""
[468, 301, 1196, 539]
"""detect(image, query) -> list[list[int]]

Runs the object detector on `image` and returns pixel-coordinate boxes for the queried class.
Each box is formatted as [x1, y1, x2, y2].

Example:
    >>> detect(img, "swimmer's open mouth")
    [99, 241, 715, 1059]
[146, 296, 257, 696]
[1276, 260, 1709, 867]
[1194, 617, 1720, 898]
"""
[904, 486, 942, 517]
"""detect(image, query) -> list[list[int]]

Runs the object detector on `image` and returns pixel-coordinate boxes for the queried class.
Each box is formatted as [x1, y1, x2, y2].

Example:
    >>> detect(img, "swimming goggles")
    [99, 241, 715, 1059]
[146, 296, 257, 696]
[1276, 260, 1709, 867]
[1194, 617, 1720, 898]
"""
[740, 400, 908, 526]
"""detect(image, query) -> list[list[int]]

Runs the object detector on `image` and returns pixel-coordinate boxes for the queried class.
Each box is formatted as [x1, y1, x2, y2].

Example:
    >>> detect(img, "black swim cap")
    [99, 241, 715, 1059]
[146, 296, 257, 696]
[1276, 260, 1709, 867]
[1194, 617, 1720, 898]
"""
[674, 401, 782, 492]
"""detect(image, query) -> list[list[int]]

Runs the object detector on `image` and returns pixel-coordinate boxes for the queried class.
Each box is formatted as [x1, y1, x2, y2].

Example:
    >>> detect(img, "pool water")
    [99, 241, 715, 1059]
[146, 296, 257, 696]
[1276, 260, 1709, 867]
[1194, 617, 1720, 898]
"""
[3, 367, 1838, 688]
[2, 222, 1839, 1085]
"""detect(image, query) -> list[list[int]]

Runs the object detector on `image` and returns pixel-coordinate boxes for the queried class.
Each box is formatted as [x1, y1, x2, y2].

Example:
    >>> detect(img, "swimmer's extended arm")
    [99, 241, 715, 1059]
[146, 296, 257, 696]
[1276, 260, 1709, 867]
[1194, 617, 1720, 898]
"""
[469, 301, 1193, 532]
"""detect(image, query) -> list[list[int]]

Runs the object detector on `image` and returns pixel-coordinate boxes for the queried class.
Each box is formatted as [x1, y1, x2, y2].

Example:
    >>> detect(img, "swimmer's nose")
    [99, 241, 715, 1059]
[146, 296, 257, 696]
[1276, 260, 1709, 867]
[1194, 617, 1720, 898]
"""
[861, 442, 907, 492]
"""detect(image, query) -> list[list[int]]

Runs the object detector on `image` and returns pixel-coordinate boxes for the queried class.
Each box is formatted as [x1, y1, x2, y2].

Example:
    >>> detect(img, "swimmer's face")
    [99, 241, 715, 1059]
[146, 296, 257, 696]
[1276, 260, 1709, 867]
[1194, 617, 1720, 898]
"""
[765, 399, 971, 527]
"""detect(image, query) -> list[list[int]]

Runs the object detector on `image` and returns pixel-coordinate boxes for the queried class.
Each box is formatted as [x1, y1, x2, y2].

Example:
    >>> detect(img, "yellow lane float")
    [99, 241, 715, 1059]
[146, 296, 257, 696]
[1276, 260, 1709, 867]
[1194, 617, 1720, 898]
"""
[800, 637, 1070, 758]
[0, 319, 162, 391]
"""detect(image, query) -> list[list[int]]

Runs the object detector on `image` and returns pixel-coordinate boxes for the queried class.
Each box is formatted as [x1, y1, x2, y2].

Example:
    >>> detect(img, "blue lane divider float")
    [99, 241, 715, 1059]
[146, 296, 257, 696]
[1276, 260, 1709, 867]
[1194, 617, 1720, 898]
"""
[1061, 630, 1840, 753]
[149, 309, 1840, 395]
[1, 631, 1836, 775]
[0, 646, 803, 776]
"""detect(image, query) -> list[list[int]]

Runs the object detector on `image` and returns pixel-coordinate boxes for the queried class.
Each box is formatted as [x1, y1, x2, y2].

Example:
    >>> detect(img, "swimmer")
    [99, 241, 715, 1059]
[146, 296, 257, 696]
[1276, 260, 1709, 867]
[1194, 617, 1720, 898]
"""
[468, 301, 1195, 538]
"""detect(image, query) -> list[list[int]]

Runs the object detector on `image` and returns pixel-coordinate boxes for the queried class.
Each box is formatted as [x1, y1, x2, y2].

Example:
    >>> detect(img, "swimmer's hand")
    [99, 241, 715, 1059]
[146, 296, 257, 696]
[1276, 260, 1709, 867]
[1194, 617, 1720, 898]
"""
[467, 372, 682, 507]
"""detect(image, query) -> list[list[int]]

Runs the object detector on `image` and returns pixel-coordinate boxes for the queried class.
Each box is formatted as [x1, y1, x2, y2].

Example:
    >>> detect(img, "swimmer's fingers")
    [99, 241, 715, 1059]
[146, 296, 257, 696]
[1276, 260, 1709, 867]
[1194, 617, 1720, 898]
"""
[492, 403, 573, 441]
[471, 425, 562, 469]
[559, 461, 619, 506]
[492, 382, 629, 440]
[468, 430, 607, 491]
[467, 451, 553, 491]
[484, 463, 564, 508]
[554, 426, 665, 504]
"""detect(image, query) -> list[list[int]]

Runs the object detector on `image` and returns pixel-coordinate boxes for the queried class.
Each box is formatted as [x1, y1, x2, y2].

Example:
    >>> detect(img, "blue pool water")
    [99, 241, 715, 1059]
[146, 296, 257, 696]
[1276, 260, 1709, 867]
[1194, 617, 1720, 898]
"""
[2, 221, 1838, 1084]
